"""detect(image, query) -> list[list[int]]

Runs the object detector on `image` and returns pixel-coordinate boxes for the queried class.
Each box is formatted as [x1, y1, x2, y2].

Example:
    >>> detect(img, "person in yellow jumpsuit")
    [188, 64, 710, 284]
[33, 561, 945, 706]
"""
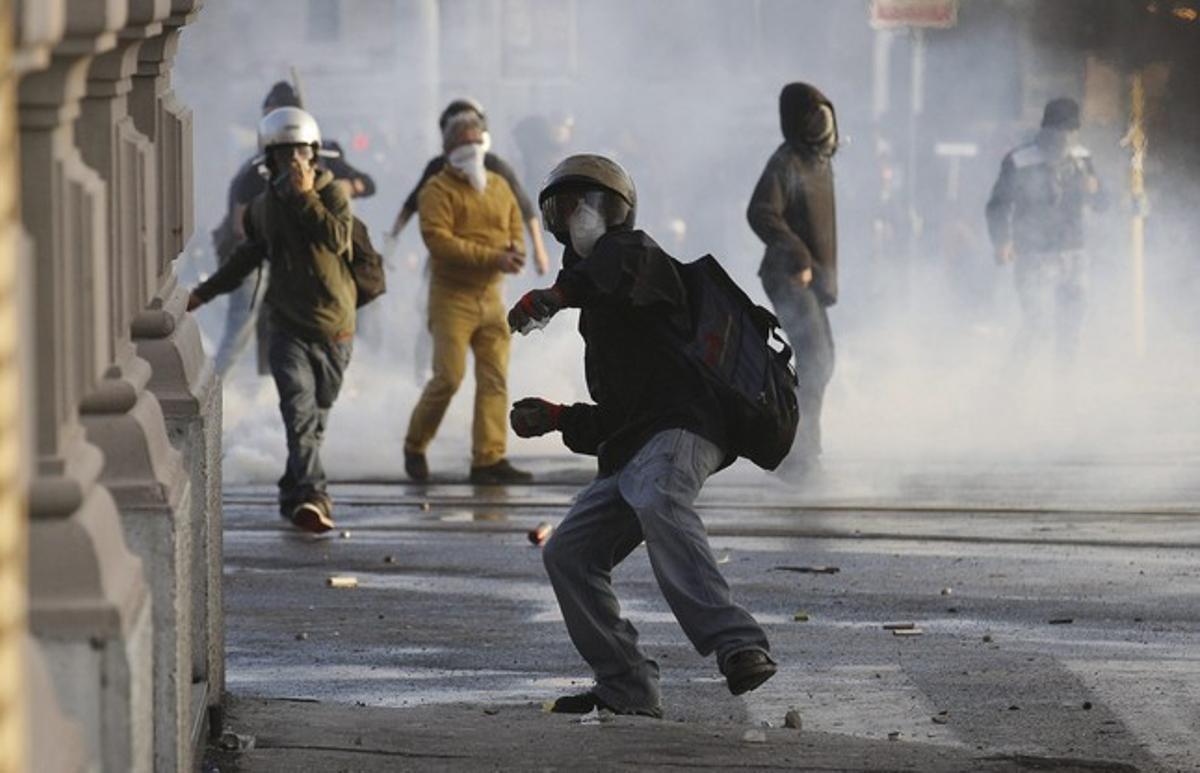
[404, 113, 533, 485]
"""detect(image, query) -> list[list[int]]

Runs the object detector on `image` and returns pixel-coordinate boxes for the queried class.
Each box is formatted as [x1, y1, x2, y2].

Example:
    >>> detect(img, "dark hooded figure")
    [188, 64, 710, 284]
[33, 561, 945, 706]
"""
[747, 82, 838, 477]
[986, 97, 1107, 366]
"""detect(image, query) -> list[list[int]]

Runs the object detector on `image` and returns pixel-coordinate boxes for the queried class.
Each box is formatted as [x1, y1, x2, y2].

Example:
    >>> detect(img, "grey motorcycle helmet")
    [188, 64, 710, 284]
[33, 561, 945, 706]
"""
[539, 154, 637, 245]
[258, 107, 321, 154]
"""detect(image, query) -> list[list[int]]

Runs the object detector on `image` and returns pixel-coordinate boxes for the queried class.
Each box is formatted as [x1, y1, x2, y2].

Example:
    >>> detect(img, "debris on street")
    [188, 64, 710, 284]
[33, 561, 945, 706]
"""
[218, 731, 256, 752]
[528, 522, 553, 545]
[773, 565, 840, 574]
[783, 709, 803, 730]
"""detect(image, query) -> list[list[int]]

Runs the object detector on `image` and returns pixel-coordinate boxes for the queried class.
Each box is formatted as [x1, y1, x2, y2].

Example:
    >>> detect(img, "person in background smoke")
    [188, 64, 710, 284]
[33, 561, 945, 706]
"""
[188, 107, 355, 534]
[986, 97, 1108, 366]
[507, 154, 775, 719]
[388, 98, 550, 275]
[403, 114, 533, 485]
[747, 82, 839, 479]
[211, 80, 375, 377]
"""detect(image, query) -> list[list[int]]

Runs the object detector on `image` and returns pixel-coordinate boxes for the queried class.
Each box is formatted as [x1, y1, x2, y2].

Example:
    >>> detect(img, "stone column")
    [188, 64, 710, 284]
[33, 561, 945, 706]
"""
[76, 1, 204, 770]
[16, 0, 154, 770]
[128, 0, 224, 749]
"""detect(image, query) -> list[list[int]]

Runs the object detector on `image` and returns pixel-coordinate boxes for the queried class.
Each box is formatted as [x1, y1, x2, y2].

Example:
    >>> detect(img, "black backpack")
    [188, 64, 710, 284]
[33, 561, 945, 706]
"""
[672, 255, 799, 470]
[349, 216, 386, 307]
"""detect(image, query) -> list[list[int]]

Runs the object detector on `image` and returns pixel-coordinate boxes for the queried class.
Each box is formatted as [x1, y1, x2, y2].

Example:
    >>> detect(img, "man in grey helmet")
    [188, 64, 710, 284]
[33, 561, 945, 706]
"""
[987, 97, 1107, 365]
[507, 154, 775, 718]
[747, 82, 839, 479]
[187, 107, 355, 534]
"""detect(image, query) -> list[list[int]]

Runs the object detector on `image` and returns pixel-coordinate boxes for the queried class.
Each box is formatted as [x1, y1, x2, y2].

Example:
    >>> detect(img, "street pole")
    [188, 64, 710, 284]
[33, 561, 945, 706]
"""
[1128, 71, 1147, 358]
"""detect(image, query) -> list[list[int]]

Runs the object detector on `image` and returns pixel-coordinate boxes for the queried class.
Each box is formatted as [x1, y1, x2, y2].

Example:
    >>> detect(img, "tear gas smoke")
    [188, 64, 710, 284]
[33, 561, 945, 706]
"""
[173, 1, 1200, 506]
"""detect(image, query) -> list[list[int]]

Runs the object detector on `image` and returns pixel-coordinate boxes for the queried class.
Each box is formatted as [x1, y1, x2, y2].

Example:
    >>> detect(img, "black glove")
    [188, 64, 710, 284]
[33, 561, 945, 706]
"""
[510, 398, 564, 438]
[507, 286, 565, 334]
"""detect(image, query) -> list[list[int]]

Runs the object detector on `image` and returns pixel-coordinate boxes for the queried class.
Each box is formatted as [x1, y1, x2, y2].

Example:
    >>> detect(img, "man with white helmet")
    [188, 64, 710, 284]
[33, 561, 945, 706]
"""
[188, 107, 355, 533]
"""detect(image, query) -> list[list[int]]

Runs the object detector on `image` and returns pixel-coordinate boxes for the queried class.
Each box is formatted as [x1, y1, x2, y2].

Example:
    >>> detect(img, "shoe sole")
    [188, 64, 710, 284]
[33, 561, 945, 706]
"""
[727, 664, 777, 696]
[292, 503, 335, 534]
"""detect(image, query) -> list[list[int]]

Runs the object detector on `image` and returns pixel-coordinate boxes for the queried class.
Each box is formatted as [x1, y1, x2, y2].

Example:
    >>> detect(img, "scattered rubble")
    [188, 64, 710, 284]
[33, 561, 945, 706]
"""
[773, 565, 840, 574]
[783, 710, 803, 730]
[218, 731, 256, 752]
[528, 522, 553, 545]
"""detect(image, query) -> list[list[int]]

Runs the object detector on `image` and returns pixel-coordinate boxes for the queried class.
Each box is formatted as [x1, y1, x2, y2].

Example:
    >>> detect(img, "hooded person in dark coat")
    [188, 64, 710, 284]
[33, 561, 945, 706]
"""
[747, 82, 838, 476]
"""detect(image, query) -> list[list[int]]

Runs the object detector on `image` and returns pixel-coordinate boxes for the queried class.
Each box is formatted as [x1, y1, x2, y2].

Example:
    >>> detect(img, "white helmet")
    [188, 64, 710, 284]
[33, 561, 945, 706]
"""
[258, 107, 321, 153]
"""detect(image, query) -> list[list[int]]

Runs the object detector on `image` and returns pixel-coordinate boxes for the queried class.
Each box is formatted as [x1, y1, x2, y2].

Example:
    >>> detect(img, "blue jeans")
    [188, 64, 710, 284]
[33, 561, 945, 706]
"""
[268, 328, 353, 510]
[541, 429, 770, 713]
[764, 279, 835, 461]
[1013, 249, 1087, 366]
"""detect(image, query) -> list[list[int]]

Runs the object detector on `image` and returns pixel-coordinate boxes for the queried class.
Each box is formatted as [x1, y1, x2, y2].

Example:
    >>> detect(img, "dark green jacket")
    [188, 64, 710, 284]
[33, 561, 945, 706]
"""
[196, 169, 355, 341]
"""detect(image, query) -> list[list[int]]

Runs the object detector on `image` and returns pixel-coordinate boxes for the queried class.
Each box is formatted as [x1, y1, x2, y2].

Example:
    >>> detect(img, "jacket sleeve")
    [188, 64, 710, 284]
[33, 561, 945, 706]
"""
[507, 184, 525, 252]
[402, 156, 444, 214]
[985, 156, 1017, 247]
[558, 402, 609, 456]
[746, 156, 814, 272]
[553, 235, 685, 311]
[324, 142, 377, 198]
[486, 154, 537, 221]
[195, 206, 265, 302]
[418, 181, 503, 269]
[1081, 156, 1109, 213]
[289, 182, 353, 257]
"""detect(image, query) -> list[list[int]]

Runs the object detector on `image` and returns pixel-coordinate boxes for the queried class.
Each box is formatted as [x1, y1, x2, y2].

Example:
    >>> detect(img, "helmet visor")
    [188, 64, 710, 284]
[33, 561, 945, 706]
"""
[541, 188, 629, 235]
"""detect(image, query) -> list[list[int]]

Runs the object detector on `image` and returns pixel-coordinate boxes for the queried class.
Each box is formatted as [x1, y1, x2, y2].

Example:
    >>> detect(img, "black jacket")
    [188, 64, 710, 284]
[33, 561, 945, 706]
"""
[747, 83, 838, 305]
[985, 140, 1107, 254]
[747, 145, 838, 305]
[553, 230, 730, 476]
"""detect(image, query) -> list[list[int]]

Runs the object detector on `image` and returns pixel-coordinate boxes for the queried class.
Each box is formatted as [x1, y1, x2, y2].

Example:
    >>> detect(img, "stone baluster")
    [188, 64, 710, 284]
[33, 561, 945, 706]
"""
[16, 0, 156, 768]
[127, 0, 224, 749]
[75, 1, 208, 770]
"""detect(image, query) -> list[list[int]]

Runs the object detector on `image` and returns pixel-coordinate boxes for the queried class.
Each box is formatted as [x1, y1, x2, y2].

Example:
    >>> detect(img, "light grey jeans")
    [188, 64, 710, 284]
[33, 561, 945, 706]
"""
[542, 429, 770, 713]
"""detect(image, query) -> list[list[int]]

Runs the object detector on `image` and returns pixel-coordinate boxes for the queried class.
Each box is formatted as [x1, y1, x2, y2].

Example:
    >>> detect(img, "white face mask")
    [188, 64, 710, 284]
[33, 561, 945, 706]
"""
[448, 143, 487, 191]
[568, 200, 607, 257]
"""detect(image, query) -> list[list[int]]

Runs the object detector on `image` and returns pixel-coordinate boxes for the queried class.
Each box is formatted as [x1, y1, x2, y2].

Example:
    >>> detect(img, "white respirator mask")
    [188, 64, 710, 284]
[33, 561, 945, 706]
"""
[568, 197, 607, 257]
[448, 143, 487, 192]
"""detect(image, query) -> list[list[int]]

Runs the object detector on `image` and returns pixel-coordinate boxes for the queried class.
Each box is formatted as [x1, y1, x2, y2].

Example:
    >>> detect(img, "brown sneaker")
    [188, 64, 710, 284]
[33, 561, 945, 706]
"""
[721, 648, 777, 696]
[469, 459, 533, 485]
[291, 499, 334, 534]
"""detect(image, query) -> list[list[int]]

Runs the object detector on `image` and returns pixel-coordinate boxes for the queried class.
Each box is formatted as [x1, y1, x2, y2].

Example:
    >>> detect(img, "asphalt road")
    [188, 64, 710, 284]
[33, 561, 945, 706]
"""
[212, 458, 1200, 772]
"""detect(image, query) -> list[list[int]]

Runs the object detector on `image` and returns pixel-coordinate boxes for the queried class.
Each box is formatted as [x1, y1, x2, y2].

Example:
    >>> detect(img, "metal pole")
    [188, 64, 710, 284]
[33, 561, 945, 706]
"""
[1129, 71, 1147, 358]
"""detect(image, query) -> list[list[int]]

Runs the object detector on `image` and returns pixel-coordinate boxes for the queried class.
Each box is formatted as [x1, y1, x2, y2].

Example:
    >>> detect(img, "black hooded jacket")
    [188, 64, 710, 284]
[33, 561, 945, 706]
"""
[747, 83, 838, 306]
[552, 230, 730, 476]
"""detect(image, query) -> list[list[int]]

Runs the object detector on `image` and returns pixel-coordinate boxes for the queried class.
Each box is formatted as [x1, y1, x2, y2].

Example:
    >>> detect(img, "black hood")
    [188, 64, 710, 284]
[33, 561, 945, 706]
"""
[779, 82, 837, 153]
